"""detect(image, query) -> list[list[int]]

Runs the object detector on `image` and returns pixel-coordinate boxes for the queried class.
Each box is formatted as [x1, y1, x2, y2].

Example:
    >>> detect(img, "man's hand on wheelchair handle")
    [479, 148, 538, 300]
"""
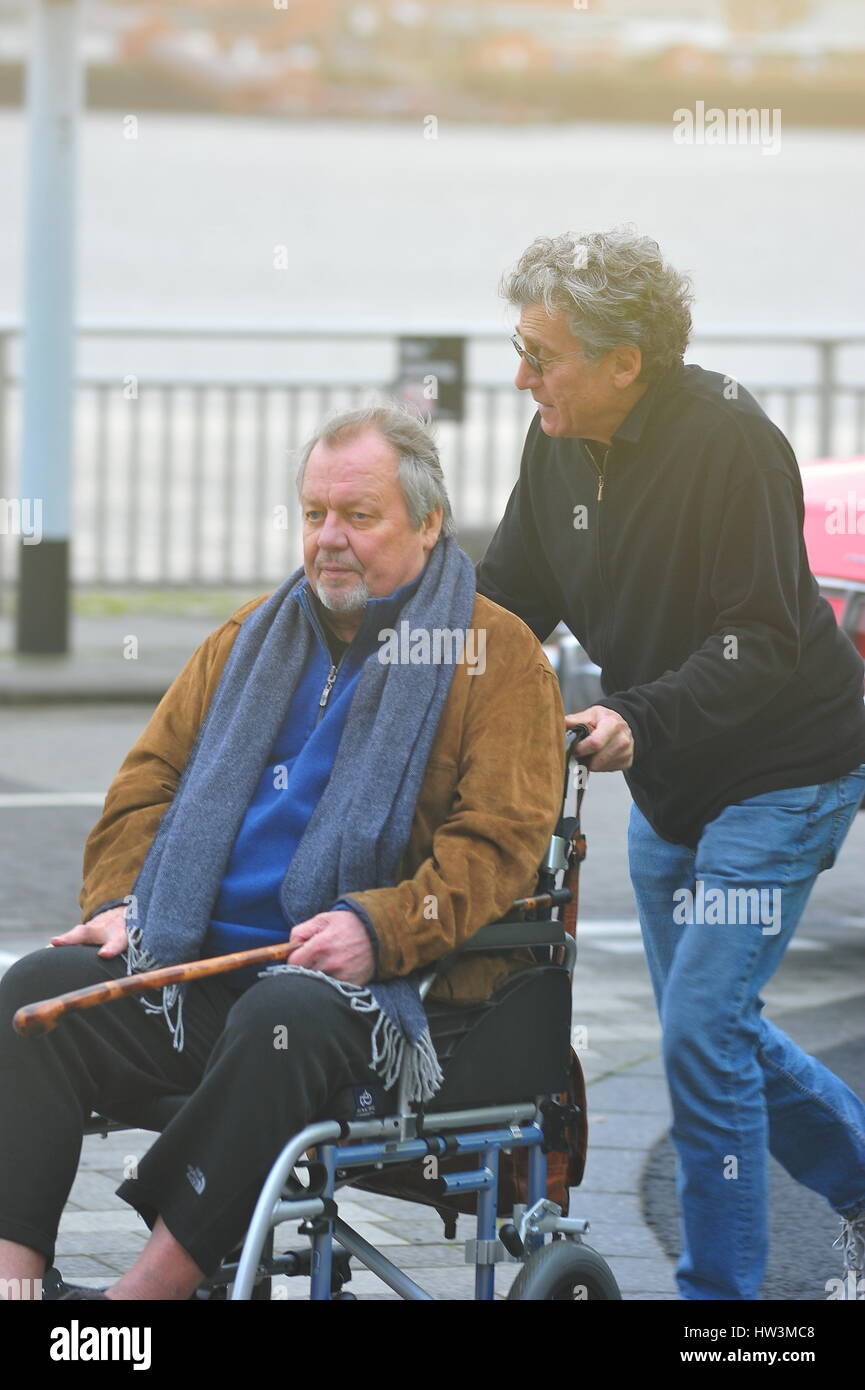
[50, 905, 129, 958]
[289, 910, 375, 985]
[566, 706, 634, 772]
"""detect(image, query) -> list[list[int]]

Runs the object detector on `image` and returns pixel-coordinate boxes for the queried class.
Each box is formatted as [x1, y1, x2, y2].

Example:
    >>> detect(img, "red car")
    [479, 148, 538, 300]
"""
[800, 456, 865, 675]
[802, 455, 865, 808]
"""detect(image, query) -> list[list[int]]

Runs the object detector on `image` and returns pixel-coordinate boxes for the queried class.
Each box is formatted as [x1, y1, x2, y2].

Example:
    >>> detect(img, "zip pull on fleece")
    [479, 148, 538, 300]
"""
[318, 662, 339, 714]
[585, 441, 609, 502]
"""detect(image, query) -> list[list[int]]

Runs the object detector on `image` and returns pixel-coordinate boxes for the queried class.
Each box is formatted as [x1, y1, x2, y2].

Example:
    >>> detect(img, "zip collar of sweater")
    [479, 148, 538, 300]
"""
[601, 357, 687, 450]
[296, 568, 426, 665]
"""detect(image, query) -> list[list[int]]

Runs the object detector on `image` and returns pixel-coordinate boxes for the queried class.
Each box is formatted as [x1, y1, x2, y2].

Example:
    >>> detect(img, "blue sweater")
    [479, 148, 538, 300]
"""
[205, 575, 419, 985]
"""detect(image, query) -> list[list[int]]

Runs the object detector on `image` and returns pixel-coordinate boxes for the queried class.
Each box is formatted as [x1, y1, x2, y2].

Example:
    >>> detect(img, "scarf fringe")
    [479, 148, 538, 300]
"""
[261, 963, 444, 1103]
[125, 924, 187, 1053]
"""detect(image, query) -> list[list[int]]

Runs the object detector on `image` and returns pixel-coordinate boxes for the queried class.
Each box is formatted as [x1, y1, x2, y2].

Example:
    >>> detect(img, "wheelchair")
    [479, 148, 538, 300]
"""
[55, 732, 621, 1302]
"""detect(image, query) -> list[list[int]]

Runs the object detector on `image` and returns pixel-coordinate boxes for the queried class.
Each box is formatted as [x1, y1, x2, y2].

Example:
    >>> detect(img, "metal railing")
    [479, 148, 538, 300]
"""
[1, 322, 864, 588]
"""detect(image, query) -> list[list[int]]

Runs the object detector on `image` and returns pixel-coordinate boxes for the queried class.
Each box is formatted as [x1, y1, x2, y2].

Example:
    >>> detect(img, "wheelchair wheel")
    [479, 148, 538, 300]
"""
[507, 1241, 621, 1301]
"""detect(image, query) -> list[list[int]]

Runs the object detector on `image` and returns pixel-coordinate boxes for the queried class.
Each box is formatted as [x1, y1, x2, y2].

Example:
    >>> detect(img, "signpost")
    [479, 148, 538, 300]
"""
[393, 336, 466, 422]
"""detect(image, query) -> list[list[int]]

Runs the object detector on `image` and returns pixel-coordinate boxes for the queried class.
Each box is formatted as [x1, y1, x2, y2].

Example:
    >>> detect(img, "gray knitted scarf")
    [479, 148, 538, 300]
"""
[124, 537, 475, 1103]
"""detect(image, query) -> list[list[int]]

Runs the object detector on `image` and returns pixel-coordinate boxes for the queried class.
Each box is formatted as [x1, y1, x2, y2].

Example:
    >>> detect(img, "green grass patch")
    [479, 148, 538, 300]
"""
[71, 589, 267, 619]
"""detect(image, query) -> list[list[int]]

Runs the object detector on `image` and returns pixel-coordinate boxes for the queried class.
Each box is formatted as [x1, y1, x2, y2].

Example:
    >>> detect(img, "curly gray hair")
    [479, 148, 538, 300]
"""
[502, 227, 693, 383]
[295, 400, 456, 539]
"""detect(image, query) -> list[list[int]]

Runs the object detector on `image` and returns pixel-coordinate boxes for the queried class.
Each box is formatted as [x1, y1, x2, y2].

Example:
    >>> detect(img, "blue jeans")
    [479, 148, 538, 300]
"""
[628, 764, 865, 1300]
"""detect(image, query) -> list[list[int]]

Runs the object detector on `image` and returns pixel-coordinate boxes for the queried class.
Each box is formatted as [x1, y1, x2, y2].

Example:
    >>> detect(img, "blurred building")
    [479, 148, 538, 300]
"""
[0, 0, 863, 122]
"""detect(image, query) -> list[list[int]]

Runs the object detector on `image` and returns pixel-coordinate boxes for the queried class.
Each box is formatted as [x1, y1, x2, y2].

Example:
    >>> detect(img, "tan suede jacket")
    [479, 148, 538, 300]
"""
[80, 591, 565, 1004]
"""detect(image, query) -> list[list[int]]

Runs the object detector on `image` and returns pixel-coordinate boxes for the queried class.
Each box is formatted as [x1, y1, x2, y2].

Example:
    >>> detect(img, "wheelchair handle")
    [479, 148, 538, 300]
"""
[566, 723, 591, 751]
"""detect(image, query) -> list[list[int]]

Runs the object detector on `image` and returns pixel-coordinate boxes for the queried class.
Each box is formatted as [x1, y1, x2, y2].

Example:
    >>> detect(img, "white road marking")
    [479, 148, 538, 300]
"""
[588, 940, 644, 954]
[0, 918, 834, 985]
[579, 921, 827, 952]
[0, 792, 105, 808]
[580, 919, 642, 935]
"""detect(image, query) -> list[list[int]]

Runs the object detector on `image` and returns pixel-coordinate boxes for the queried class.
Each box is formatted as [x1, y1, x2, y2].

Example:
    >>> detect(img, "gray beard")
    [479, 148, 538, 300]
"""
[314, 576, 370, 613]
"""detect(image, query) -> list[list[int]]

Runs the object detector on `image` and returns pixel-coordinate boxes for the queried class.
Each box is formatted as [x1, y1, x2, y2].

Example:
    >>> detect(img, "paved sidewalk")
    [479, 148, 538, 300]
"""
[0, 611, 224, 703]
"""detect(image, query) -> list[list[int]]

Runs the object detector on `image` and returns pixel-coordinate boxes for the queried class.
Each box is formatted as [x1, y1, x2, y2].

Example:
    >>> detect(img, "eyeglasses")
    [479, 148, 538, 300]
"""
[510, 333, 585, 377]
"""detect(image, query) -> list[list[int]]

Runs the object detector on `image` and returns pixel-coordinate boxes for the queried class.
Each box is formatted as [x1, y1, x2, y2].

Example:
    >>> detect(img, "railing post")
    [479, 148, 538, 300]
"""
[0, 329, 7, 490]
[816, 338, 836, 458]
[0, 328, 8, 596]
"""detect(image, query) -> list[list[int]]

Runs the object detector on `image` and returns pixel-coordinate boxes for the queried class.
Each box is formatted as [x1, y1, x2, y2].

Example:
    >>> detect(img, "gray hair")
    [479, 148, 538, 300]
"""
[502, 226, 693, 383]
[295, 401, 456, 539]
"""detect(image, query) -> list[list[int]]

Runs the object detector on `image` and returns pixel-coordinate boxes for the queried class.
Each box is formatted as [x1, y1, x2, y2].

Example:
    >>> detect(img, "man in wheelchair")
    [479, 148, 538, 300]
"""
[0, 402, 564, 1300]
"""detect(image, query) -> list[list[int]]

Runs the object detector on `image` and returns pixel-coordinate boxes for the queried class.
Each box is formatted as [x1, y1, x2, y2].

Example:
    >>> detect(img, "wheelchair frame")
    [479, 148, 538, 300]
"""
[228, 923, 589, 1301]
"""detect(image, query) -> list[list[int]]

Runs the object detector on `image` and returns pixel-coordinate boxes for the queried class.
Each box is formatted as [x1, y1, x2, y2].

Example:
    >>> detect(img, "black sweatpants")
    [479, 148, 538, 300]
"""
[0, 945, 384, 1277]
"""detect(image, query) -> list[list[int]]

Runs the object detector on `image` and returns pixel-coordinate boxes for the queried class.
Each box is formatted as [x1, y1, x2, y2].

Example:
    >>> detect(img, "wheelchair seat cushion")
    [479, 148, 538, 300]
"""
[426, 964, 571, 1110]
[344, 964, 586, 1221]
[326, 963, 572, 1122]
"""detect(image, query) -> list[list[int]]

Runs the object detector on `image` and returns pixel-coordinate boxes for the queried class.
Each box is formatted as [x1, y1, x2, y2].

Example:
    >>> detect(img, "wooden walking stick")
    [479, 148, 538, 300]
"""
[14, 786, 587, 1043]
[13, 939, 303, 1039]
[11, 890, 569, 1040]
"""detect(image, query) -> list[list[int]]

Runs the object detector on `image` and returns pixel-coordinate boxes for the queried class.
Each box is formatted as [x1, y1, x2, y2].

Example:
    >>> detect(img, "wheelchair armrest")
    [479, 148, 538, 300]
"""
[415, 919, 572, 1004]
[454, 920, 567, 952]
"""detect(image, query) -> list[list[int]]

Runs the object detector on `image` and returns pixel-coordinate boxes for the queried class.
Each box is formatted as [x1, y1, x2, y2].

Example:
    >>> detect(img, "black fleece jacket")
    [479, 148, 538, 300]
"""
[476, 360, 865, 847]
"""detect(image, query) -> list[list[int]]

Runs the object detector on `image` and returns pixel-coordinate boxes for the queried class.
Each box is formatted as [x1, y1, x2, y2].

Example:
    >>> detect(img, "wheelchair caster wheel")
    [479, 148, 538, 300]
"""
[499, 1223, 524, 1259]
[333, 1291, 358, 1300]
[41, 1267, 68, 1300]
[507, 1242, 621, 1301]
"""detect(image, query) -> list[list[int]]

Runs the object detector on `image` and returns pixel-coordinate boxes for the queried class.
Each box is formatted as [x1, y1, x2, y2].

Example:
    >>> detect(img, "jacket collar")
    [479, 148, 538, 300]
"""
[609, 358, 686, 447]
